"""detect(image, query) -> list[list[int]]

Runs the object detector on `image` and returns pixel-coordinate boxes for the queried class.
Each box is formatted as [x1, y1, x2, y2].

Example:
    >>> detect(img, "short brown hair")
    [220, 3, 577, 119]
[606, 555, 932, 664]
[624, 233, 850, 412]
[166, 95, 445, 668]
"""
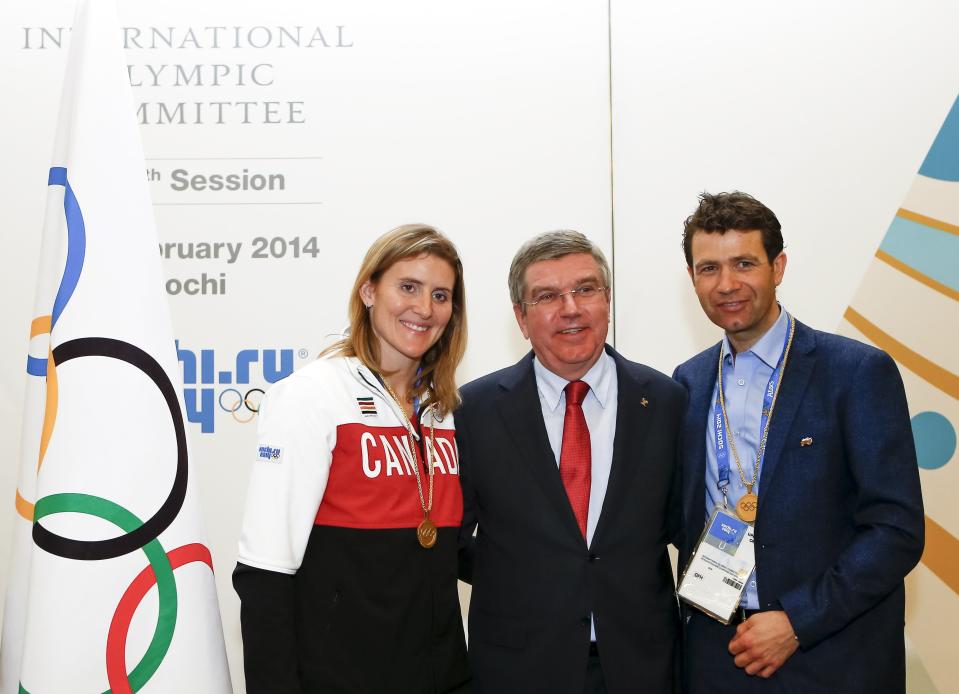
[682, 191, 783, 267]
[324, 224, 466, 417]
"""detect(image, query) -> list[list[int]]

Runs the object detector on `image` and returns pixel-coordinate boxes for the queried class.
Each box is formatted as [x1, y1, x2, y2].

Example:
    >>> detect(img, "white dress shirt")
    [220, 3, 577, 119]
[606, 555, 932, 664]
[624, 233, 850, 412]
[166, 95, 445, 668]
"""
[533, 349, 618, 641]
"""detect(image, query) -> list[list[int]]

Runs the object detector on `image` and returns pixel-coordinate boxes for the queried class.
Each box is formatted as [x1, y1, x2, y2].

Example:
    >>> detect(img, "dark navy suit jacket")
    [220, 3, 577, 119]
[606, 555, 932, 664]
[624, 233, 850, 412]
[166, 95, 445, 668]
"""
[673, 320, 924, 693]
[458, 346, 686, 694]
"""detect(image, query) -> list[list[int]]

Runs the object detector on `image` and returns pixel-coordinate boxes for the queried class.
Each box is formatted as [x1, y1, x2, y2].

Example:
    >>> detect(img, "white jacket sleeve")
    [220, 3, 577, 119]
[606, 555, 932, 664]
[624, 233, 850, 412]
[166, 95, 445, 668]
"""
[237, 374, 335, 574]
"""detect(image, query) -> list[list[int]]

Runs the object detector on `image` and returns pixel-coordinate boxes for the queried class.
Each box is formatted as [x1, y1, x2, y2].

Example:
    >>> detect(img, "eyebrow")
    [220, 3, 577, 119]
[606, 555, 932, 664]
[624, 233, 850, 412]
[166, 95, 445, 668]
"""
[528, 274, 601, 294]
[398, 276, 452, 293]
[694, 254, 761, 270]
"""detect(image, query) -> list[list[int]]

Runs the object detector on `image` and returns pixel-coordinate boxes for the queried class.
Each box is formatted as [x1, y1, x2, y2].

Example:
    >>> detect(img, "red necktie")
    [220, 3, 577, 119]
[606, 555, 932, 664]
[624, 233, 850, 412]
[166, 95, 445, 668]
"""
[560, 380, 591, 539]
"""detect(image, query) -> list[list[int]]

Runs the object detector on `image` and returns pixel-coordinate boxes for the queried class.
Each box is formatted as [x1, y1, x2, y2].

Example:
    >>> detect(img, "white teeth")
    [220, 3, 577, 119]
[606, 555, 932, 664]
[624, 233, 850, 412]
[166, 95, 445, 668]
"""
[401, 320, 429, 332]
[560, 328, 583, 334]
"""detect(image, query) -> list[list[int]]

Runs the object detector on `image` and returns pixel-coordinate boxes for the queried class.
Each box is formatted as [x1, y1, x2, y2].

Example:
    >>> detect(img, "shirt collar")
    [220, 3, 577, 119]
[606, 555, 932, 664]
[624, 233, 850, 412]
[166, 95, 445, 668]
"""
[533, 349, 615, 413]
[721, 305, 790, 368]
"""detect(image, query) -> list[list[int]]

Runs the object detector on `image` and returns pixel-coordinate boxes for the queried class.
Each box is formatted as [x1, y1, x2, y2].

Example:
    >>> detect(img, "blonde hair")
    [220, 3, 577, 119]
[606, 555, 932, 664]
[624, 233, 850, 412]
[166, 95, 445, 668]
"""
[323, 224, 467, 417]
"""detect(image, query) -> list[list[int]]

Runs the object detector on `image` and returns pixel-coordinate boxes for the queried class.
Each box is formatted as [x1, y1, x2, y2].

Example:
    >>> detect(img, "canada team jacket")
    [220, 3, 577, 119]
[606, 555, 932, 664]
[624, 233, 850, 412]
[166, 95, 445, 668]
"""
[234, 356, 469, 694]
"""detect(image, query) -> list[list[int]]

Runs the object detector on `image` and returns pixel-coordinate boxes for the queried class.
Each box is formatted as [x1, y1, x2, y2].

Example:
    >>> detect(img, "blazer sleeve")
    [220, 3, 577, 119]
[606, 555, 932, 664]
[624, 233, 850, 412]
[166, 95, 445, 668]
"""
[667, 377, 687, 551]
[778, 349, 925, 648]
[456, 401, 477, 584]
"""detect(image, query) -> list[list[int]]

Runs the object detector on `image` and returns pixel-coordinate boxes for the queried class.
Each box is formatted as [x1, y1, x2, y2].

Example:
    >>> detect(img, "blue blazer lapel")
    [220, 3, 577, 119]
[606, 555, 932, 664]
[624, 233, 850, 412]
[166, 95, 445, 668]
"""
[495, 353, 584, 541]
[592, 348, 653, 544]
[683, 345, 721, 542]
[755, 321, 816, 514]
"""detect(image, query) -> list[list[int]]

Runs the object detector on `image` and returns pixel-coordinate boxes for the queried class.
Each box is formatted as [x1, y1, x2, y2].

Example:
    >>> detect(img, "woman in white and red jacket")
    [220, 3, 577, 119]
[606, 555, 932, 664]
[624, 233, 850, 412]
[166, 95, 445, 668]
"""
[234, 224, 470, 694]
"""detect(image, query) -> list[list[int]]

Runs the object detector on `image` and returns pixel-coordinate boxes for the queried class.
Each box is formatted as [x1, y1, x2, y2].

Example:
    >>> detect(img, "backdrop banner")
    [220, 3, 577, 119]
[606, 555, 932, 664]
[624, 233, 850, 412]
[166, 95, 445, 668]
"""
[0, 2, 612, 690]
[2, 1, 956, 693]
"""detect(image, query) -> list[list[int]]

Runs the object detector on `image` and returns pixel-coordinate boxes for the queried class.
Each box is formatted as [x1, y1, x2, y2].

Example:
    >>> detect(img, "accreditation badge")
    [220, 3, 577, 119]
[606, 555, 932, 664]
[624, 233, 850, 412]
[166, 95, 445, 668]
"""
[676, 506, 755, 624]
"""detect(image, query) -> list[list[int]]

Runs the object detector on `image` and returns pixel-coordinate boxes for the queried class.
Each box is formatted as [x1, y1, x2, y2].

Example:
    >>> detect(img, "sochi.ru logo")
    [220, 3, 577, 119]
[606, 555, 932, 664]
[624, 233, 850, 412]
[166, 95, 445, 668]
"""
[176, 341, 305, 433]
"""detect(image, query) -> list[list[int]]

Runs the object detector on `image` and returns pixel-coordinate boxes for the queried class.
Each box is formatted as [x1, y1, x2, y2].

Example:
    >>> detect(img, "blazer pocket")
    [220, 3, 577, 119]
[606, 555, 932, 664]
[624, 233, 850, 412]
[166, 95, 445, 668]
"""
[470, 608, 527, 650]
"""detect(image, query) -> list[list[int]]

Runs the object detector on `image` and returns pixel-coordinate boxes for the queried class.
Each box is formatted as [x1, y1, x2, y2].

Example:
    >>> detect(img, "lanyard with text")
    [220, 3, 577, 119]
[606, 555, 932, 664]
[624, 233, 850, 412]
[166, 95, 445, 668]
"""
[713, 313, 795, 522]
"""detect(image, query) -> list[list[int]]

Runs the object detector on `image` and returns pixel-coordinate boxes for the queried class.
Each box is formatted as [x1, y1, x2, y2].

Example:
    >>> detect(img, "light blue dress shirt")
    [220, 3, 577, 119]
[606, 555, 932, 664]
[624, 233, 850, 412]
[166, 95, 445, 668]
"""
[533, 349, 617, 640]
[704, 306, 789, 610]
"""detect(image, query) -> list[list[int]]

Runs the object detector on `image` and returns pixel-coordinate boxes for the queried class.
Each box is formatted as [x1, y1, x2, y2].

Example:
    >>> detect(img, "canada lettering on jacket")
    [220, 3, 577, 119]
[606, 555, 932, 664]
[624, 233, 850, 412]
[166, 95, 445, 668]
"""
[360, 432, 458, 478]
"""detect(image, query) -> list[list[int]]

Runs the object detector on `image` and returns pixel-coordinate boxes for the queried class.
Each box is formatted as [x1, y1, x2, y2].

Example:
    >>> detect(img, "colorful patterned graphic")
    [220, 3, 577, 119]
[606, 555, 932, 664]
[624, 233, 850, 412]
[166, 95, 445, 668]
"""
[12, 171, 216, 694]
[840, 94, 959, 693]
[15, 166, 87, 526]
[0, 2, 231, 692]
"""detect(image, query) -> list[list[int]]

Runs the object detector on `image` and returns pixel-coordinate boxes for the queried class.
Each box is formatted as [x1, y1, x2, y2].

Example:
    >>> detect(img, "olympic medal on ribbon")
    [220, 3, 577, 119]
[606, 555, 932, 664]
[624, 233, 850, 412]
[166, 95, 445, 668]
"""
[417, 516, 437, 548]
[380, 378, 439, 549]
[736, 492, 758, 523]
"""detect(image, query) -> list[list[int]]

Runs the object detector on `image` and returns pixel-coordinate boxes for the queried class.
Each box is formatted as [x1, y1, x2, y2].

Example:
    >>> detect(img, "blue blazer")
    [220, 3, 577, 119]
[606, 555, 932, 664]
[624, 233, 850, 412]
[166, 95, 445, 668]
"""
[458, 346, 686, 694]
[673, 320, 924, 693]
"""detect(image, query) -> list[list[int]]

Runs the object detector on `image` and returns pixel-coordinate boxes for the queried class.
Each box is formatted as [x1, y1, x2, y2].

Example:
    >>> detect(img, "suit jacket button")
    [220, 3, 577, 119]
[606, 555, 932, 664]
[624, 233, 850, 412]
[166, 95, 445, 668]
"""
[588, 553, 598, 562]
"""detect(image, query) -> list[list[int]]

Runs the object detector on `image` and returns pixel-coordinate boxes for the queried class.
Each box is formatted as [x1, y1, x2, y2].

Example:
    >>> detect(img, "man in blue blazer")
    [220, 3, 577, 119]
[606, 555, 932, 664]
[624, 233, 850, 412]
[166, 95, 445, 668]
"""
[673, 192, 924, 693]
[458, 231, 686, 694]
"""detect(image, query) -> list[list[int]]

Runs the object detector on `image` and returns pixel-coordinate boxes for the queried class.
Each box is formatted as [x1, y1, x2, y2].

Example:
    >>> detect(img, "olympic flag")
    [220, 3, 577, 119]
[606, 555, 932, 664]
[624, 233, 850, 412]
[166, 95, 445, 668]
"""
[0, 1, 232, 692]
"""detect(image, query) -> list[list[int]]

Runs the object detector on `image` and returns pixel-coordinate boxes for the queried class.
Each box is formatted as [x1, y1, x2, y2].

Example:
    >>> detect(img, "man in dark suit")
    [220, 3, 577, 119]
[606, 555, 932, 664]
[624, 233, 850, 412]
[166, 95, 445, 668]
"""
[673, 191, 924, 693]
[457, 230, 686, 694]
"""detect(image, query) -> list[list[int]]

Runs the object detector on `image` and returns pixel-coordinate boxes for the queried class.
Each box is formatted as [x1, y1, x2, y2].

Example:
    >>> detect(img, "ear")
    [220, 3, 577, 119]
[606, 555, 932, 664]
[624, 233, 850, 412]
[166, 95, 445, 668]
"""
[512, 303, 530, 340]
[772, 252, 787, 286]
[687, 265, 695, 285]
[359, 279, 376, 307]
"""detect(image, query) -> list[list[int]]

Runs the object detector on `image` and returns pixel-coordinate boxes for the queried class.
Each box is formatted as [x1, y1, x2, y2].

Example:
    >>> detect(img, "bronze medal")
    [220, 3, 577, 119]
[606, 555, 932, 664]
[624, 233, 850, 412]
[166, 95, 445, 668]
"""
[736, 492, 758, 523]
[380, 377, 439, 550]
[417, 516, 437, 548]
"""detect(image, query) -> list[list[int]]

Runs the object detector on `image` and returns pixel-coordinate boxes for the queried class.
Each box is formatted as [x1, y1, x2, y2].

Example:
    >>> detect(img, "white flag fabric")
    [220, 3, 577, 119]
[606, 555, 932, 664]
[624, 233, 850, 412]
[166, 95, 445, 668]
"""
[0, 1, 232, 692]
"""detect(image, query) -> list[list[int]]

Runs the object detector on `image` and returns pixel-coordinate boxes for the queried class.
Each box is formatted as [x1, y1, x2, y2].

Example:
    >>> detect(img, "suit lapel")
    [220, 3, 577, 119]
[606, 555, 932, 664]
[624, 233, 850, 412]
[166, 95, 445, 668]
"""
[755, 321, 816, 508]
[495, 353, 585, 541]
[683, 346, 721, 541]
[592, 350, 653, 544]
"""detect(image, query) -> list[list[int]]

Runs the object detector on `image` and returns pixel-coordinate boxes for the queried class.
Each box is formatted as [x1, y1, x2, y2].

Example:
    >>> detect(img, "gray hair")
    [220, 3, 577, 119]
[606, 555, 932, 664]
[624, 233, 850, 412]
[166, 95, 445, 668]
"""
[508, 230, 612, 306]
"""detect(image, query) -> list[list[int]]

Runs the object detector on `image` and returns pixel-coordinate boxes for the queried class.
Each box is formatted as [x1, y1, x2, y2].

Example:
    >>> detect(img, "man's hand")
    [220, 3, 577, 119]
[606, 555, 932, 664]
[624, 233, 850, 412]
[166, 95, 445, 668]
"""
[727, 610, 799, 678]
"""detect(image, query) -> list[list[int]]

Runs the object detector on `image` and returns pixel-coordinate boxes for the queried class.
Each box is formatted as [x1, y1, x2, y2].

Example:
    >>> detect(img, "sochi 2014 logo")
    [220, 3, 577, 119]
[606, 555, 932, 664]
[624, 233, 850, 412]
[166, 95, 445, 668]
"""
[176, 341, 307, 433]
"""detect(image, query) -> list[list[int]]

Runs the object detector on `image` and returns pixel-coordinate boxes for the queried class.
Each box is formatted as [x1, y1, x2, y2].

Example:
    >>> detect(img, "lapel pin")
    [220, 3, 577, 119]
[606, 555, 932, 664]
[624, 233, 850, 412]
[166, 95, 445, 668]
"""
[640, 397, 649, 408]
[800, 436, 813, 447]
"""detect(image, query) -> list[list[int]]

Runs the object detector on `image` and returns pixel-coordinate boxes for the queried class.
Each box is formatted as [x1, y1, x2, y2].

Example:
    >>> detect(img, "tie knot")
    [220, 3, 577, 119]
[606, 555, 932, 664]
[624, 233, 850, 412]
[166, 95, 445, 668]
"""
[565, 380, 589, 406]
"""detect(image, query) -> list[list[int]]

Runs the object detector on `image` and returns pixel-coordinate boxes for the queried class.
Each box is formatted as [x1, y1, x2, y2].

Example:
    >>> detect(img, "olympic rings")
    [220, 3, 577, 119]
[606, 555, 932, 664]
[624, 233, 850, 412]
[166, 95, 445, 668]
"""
[243, 388, 264, 413]
[16, 169, 201, 694]
[28, 496, 177, 694]
[106, 543, 213, 694]
[217, 388, 242, 412]
[47, 166, 86, 330]
[218, 387, 264, 423]
[32, 337, 187, 561]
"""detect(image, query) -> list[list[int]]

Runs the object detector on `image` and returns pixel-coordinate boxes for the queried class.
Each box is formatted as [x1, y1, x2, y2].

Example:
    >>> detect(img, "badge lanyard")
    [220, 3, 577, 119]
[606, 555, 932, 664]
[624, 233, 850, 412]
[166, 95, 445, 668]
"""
[713, 314, 794, 516]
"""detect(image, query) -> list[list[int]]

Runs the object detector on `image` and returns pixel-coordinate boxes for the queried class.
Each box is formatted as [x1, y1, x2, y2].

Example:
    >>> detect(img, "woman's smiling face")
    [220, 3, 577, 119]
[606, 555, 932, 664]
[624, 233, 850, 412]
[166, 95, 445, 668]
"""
[360, 253, 456, 373]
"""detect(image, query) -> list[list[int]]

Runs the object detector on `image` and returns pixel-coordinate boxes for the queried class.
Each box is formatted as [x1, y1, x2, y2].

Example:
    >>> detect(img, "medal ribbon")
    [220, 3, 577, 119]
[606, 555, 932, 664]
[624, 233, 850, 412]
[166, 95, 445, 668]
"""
[378, 381, 434, 502]
[713, 313, 794, 503]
